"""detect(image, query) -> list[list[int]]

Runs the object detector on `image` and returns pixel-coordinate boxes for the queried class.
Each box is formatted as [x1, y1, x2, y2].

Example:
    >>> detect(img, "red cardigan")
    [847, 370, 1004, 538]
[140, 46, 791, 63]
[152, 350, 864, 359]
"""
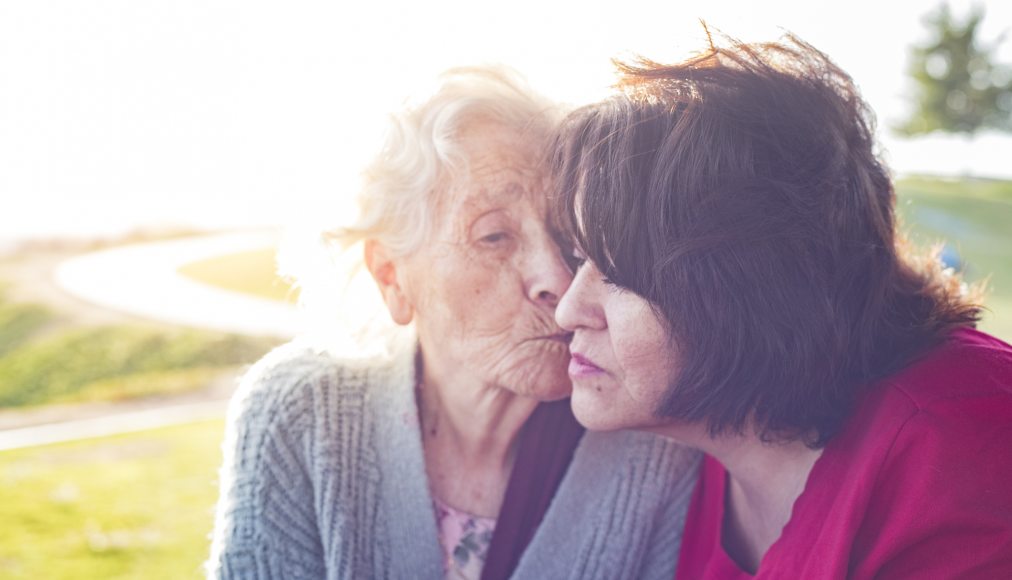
[677, 328, 1012, 579]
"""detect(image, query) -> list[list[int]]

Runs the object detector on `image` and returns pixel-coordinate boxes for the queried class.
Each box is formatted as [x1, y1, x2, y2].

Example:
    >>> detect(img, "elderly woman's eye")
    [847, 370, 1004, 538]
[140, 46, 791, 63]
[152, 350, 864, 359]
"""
[470, 211, 516, 248]
[479, 232, 510, 245]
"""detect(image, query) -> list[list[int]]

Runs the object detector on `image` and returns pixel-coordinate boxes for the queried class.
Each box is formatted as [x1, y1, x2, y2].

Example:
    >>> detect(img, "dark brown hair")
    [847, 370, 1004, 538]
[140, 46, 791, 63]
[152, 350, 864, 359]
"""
[552, 34, 981, 446]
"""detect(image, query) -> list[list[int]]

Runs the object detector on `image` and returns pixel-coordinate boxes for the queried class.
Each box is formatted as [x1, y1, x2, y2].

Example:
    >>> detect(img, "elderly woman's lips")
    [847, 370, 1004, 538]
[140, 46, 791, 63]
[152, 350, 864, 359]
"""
[569, 353, 604, 377]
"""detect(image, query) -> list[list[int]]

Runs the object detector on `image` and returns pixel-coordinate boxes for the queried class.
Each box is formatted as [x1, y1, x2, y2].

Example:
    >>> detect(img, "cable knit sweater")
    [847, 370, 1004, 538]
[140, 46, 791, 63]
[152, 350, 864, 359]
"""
[206, 340, 700, 579]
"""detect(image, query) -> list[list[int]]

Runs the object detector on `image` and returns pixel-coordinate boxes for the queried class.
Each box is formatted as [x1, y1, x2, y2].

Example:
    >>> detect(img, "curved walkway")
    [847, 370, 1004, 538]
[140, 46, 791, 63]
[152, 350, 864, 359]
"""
[0, 400, 228, 452]
[54, 230, 305, 338]
[0, 369, 239, 452]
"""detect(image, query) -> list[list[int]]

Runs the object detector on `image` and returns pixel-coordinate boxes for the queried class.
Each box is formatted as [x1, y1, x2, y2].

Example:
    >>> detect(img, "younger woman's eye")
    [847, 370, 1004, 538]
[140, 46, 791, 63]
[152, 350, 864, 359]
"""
[567, 249, 587, 271]
[568, 246, 624, 290]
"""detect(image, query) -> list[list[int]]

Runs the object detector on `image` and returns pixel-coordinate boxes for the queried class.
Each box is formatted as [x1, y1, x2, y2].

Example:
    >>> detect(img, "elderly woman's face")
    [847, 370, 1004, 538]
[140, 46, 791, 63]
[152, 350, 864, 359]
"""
[401, 124, 573, 400]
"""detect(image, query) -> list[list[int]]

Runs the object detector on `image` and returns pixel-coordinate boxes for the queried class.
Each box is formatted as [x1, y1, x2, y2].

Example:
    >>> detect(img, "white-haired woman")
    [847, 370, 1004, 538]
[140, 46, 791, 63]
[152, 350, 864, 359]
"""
[206, 66, 699, 580]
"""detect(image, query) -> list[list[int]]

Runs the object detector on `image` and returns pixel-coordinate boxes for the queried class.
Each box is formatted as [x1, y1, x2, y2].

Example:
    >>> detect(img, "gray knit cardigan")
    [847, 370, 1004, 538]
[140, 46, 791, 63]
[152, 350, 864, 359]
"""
[206, 340, 700, 579]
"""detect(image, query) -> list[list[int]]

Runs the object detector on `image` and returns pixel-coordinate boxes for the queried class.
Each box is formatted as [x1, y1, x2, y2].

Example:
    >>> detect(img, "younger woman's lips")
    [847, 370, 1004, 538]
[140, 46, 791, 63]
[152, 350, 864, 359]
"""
[568, 353, 604, 377]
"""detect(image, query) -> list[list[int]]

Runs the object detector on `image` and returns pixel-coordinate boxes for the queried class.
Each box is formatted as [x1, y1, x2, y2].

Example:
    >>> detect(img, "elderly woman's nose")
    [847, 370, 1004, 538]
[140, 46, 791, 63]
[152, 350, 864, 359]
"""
[526, 242, 573, 308]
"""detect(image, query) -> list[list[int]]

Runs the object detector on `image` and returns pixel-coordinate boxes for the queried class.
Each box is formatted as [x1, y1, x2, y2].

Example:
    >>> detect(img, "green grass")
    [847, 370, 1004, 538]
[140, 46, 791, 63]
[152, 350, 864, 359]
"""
[895, 177, 1012, 341]
[0, 285, 279, 409]
[0, 420, 224, 579]
[0, 325, 277, 408]
[177, 248, 298, 303]
[0, 289, 52, 357]
[53, 368, 230, 405]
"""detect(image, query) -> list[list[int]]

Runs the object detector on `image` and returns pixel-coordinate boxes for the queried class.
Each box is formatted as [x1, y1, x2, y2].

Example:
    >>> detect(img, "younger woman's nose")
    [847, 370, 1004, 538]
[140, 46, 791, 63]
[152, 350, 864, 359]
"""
[527, 241, 573, 308]
[555, 262, 602, 331]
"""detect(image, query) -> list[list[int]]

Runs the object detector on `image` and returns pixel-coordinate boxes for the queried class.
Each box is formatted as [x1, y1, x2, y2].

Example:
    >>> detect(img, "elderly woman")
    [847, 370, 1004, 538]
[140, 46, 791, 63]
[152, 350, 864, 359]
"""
[206, 66, 698, 579]
[552, 36, 1012, 578]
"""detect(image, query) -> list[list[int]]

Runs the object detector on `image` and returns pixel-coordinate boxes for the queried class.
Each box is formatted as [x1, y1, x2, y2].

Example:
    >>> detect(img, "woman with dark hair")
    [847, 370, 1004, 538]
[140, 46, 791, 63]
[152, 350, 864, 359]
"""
[552, 35, 1012, 578]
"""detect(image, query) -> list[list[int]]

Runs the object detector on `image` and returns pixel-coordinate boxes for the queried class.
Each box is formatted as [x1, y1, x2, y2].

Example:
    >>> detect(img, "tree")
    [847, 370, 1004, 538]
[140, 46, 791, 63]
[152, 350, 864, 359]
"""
[897, 3, 1012, 136]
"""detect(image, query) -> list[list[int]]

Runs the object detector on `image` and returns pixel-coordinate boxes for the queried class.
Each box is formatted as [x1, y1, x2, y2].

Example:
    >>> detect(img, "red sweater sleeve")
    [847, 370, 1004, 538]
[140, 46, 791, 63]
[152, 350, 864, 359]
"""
[851, 390, 1012, 579]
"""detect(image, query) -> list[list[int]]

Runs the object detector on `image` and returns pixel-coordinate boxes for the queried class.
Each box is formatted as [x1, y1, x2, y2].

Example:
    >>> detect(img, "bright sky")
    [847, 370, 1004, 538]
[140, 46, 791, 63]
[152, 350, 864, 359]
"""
[2, 0, 1010, 240]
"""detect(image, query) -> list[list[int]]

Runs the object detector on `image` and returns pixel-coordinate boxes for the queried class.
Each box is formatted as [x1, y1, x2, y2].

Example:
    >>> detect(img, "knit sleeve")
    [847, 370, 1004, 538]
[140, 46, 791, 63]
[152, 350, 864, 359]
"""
[206, 346, 328, 579]
[518, 430, 701, 580]
[635, 445, 701, 580]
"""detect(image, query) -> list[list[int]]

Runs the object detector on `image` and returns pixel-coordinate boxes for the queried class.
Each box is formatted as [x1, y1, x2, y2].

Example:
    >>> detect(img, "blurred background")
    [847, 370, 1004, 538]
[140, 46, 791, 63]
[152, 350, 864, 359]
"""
[1, 0, 1010, 577]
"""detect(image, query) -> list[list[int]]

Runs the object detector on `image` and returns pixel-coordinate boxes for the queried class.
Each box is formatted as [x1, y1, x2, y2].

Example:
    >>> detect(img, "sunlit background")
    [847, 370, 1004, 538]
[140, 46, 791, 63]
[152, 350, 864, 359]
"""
[3, 0, 1012, 241]
[1, 0, 1010, 577]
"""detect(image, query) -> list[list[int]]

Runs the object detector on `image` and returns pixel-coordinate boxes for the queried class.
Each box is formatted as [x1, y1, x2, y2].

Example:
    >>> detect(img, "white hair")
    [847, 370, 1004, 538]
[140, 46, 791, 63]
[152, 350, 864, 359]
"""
[332, 64, 560, 255]
[278, 65, 561, 353]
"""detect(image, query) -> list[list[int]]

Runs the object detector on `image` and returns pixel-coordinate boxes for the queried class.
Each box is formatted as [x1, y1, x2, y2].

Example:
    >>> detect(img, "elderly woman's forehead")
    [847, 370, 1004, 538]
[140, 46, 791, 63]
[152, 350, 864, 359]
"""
[428, 165, 545, 237]
[457, 117, 544, 156]
[451, 144, 545, 197]
[427, 120, 548, 218]
[455, 115, 527, 143]
[443, 166, 543, 214]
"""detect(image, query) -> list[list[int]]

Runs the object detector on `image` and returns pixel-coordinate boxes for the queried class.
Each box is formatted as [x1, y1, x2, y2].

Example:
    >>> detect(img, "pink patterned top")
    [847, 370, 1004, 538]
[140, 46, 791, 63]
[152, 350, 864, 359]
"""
[432, 496, 497, 580]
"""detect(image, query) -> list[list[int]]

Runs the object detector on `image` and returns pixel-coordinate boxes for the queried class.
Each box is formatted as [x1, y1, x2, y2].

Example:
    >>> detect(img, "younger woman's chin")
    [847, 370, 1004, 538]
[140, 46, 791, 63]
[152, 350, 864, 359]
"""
[568, 394, 628, 432]
[568, 389, 673, 432]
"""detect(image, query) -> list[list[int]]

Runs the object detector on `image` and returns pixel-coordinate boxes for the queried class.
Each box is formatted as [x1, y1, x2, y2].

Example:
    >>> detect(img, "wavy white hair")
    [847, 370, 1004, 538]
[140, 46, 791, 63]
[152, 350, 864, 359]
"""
[279, 65, 561, 352]
[333, 64, 560, 255]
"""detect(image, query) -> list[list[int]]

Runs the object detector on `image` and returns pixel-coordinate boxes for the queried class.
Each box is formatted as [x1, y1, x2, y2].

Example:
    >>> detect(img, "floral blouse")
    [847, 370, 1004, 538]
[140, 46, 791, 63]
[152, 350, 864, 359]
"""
[432, 496, 497, 580]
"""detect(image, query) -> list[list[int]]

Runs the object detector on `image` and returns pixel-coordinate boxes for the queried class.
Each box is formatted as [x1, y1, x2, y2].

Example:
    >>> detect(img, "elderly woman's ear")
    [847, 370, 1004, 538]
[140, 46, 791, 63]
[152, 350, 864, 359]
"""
[364, 239, 414, 326]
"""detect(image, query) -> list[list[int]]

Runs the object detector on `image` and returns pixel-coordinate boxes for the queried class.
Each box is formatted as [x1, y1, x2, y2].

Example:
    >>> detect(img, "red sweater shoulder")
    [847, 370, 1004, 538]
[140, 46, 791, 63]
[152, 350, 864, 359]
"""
[678, 329, 1012, 579]
[846, 328, 1012, 578]
[808, 327, 1012, 578]
[880, 327, 1012, 409]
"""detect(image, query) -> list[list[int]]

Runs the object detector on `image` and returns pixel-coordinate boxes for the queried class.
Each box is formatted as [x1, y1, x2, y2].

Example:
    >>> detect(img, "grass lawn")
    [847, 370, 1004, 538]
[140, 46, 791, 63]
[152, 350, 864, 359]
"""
[895, 177, 1012, 342]
[177, 248, 298, 304]
[0, 291, 52, 357]
[0, 321, 277, 408]
[0, 285, 279, 408]
[0, 420, 224, 579]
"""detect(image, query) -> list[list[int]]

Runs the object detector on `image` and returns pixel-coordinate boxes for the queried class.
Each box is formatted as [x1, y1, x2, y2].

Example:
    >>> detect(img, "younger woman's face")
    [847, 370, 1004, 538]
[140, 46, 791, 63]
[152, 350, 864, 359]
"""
[555, 258, 681, 431]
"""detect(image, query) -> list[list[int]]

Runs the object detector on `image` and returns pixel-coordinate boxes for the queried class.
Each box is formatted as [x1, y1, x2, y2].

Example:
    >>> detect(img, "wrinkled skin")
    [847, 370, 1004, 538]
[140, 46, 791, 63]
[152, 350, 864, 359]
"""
[401, 122, 573, 400]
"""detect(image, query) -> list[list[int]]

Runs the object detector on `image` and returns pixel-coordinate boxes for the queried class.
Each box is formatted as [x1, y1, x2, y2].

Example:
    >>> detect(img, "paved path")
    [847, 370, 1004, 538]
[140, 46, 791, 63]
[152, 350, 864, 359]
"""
[0, 246, 165, 334]
[54, 230, 304, 338]
[0, 400, 229, 452]
[0, 367, 241, 451]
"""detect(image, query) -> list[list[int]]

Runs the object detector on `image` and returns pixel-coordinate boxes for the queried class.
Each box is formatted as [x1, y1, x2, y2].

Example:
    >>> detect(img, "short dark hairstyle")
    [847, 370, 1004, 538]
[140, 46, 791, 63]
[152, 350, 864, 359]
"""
[552, 34, 981, 447]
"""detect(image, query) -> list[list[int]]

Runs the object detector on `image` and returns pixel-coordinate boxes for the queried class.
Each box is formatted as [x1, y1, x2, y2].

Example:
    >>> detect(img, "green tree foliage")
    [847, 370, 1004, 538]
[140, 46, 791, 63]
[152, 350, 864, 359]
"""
[898, 3, 1012, 135]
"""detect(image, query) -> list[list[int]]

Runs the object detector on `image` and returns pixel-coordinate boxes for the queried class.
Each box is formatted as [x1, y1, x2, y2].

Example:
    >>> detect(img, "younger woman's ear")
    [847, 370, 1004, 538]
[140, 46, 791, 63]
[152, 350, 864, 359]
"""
[364, 239, 414, 325]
